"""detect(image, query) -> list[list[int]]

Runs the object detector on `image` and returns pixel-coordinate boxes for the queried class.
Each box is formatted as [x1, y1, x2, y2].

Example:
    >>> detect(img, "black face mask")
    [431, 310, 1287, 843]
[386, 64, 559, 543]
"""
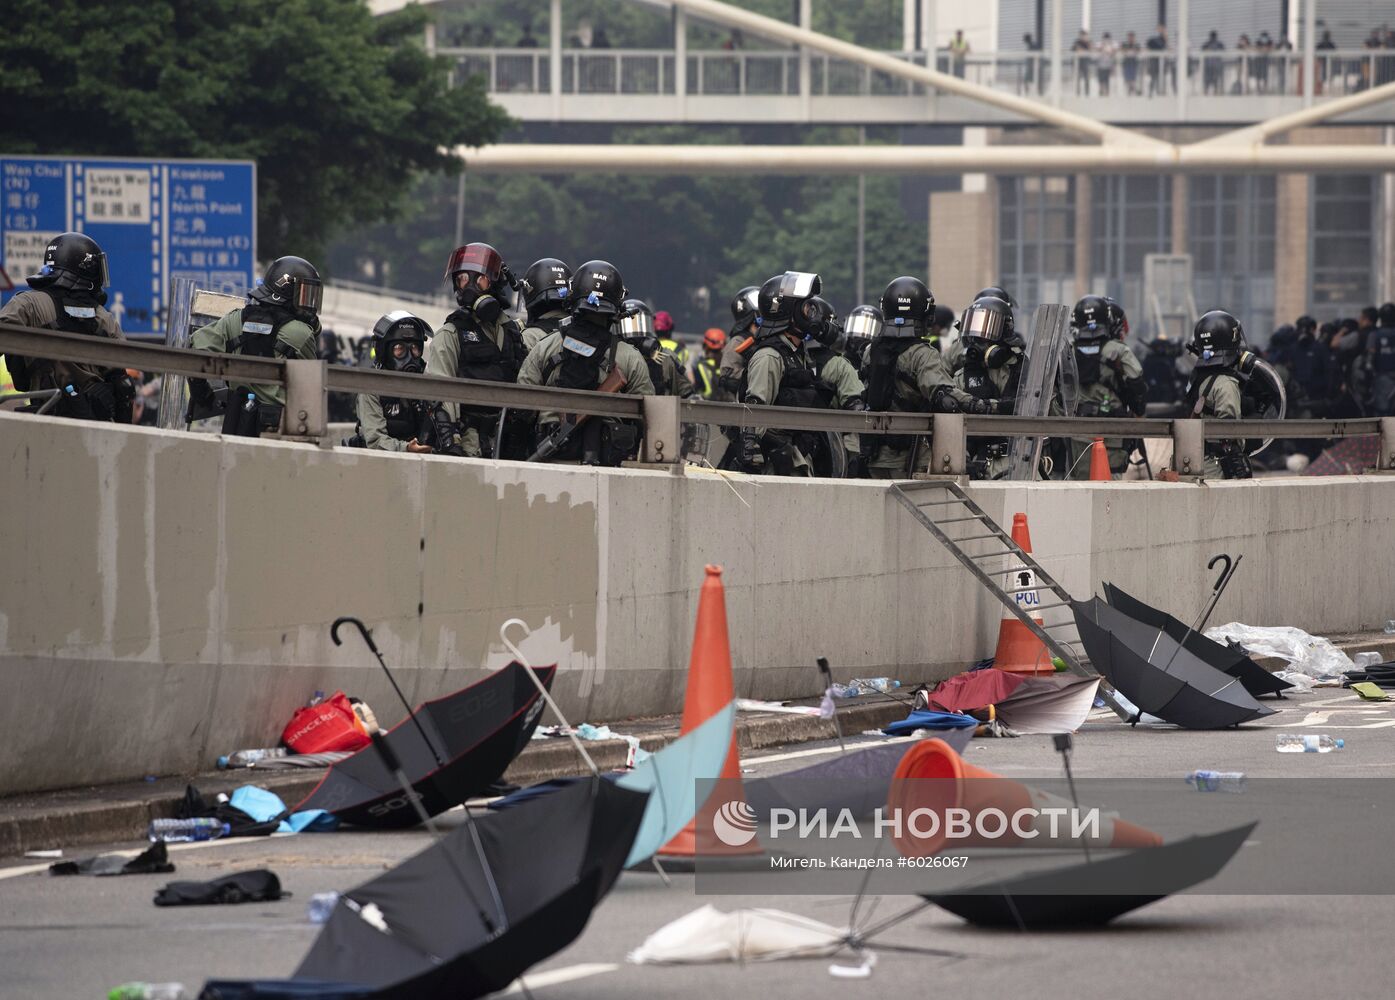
[397, 355, 426, 375]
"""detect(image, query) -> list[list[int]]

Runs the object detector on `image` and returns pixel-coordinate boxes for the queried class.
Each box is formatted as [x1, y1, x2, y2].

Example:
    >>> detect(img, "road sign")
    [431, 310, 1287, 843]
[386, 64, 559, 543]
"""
[1, 155, 256, 337]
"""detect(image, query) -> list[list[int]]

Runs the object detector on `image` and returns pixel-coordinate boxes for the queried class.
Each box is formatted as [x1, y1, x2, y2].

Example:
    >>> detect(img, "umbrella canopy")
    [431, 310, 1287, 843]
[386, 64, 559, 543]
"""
[201, 777, 650, 1000]
[292, 662, 555, 828]
[927, 822, 1255, 928]
[1102, 583, 1292, 698]
[923, 669, 1027, 713]
[1073, 598, 1275, 729]
[1303, 434, 1379, 476]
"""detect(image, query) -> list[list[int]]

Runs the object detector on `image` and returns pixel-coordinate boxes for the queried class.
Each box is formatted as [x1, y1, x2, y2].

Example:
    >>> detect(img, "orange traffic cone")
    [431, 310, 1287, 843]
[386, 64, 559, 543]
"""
[658, 565, 762, 859]
[992, 513, 1053, 675]
[1089, 438, 1112, 481]
[887, 738, 1163, 858]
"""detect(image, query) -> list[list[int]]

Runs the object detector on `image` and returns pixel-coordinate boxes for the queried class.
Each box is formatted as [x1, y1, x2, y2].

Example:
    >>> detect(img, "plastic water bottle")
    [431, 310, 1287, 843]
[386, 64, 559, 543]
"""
[1383, 620, 1395, 635]
[848, 677, 901, 694]
[1185, 769, 1247, 792]
[307, 891, 341, 924]
[829, 682, 864, 699]
[147, 818, 231, 843]
[217, 747, 288, 769]
[108, 984, 187, 1000]
[1276, 733, 1345, 754]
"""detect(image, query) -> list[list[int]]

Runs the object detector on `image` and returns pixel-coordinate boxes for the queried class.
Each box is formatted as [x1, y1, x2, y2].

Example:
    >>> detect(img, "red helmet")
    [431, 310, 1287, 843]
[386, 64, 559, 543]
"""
[654, 310, 675, 334]
[444, 242, 503, 289]
[703, 327, 727, 351]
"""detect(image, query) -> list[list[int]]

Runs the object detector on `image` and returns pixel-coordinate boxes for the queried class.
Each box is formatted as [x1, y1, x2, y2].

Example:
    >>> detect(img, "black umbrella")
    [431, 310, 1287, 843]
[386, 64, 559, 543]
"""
[200, 777, 650, 1000]
[1102, 582, 1293, 698]
[292, 658, 554, 829]
[1073, 597, 1276, 729]
[926, 822, 1255, 928]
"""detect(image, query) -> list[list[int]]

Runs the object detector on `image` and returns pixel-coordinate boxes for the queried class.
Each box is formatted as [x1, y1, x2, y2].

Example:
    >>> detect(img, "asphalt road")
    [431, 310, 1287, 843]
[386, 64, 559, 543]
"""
[3, 687, 1394, 1000]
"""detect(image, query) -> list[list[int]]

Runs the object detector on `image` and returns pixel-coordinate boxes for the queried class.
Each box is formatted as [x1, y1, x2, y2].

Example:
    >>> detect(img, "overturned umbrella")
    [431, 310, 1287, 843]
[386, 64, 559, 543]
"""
[1102, 582, 1292, 699]
[1073, 597, 1276, 729]
[291, 619, 554, 828]
[200, 776, 651, 1000]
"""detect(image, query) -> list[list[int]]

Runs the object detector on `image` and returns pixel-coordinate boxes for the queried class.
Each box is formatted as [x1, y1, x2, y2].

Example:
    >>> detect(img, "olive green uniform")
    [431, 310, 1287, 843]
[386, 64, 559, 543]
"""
[0, 290, 125, 394]
[1070, 339, 1145, 477]
[522, 311, 566, 352]
[354, 393, 417, 452]
[517, 330, 654, 431]
[1189, 369, 1245, 478]
[424, 313, 517, 457]
[867, 342, 979, 478]
[813, 351, 865, 457]
[190, 307, 318, 407]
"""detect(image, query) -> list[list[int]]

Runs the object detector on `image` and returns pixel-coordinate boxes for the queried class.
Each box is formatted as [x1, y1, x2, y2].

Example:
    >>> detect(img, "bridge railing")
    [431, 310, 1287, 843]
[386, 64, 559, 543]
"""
[442, 46, 1390, 101]
[3, 322, 1392, 475]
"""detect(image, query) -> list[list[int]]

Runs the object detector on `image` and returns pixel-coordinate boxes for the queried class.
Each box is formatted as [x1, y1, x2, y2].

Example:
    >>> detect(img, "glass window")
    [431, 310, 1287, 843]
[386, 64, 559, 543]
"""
[1310, 175, 1376, 316]
[1189, 174, 1277, 339]
[997, 176, 1076, 317]
[1089, 175, 1172, 325]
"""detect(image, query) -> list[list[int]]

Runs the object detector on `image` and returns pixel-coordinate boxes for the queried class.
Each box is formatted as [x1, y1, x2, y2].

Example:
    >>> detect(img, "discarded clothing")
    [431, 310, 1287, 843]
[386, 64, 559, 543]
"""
[154, 869, 285, 907]
[628, 905, 847, 964]
[882, 711, 978, 736]
[229, 785, 337, 834]
[51, 841, 173, 877]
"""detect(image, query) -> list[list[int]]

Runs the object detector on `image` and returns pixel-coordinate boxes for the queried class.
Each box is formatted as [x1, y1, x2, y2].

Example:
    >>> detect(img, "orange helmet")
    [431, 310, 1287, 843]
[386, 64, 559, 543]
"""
[703, 327, 727, 351]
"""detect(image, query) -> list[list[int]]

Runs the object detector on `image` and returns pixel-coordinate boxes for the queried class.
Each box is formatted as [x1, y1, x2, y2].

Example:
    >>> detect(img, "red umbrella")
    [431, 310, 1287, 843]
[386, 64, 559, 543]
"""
[1304, 435, 1379, 476]
[925, 668, 1027, 713]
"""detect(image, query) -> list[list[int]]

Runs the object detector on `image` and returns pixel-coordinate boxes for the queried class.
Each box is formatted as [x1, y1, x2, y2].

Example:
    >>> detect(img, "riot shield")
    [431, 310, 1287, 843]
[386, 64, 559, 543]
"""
[158, 284, 244, 430]
[1005, 303, 1072, 480]
[1240, 356, 1287, 457]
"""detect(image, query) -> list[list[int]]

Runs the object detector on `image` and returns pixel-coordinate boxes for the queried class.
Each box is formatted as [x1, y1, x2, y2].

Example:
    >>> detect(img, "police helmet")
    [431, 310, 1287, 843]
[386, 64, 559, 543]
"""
[730, 285, 760, 324]
[250, 256, 323, 318]
[975, 285, 1014, 306]
[569, 260, 626, 316]
[1072, 294, 1111, 345]
[961, 296, 1014, 344]
[27, 232, 109, 293]
[520, 257, 572, 316]
[930, 304, 956, 333]
[371, 310, 431, 373]
[879, 276, 933, 336]
[1104, 296, 1129, 340]
[617, 298, 657, 342]
[757, 271, 821, 327]
[795, 295, 841, 348]
[1188, 310, 1245, 368]
[845, 304, 883, 342]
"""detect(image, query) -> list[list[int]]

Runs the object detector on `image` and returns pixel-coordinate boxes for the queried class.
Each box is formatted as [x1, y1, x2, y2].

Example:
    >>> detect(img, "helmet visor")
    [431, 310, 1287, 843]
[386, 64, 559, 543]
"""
[292, 277, 323, 315]
[962, 306, 1007, 343]
[778, 271, 821, 300]
[617, 310, 655, 338]
[445, 243, 503, 282]
[845, 310, 883, 339]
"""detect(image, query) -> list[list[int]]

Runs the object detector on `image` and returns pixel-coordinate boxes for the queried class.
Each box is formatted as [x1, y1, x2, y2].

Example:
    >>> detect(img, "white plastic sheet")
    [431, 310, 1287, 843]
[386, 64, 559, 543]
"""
[1203, 623, 1355, 680]
[628, 905, 846, 965]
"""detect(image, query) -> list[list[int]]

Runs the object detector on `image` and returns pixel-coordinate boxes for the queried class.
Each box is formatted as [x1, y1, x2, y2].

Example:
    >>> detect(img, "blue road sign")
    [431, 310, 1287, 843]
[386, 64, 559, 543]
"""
[1, 156, 256, 337]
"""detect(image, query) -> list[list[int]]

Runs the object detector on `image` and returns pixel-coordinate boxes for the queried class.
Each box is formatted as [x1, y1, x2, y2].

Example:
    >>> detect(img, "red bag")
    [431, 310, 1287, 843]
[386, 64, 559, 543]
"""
[281, 691, 371, 754]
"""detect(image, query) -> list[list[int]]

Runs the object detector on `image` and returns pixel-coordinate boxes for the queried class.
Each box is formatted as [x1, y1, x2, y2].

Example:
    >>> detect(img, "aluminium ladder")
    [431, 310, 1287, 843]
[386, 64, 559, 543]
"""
[890, 479, 1130, 719]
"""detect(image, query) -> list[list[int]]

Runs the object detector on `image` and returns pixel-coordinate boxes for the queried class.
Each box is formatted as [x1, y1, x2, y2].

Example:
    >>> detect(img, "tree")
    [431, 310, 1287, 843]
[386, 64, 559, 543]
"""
[0, 0, 510, 259]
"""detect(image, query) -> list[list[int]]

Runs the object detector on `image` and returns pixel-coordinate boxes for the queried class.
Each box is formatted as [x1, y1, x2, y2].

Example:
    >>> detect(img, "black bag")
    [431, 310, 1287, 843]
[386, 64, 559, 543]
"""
[154, 869, 285, 907]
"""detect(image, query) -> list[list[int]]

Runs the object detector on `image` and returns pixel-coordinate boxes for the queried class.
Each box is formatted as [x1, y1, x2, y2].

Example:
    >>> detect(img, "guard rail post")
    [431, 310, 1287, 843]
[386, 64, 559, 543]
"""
[928, 412, 966, 477]
[1380, 417, 1395, 473]
[641, 394, 684, 467]
[283, 359, 329, 446]
[1172, 418, 1204, 478]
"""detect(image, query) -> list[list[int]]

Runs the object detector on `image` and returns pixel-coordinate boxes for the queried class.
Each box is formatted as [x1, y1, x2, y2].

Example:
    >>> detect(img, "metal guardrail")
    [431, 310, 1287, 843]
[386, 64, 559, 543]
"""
[443, 46, 1392, 102]
[3, 322, 1392, 473]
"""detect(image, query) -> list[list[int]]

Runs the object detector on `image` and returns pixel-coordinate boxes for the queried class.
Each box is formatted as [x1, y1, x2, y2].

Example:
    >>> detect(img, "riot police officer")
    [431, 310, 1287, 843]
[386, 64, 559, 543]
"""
[718, 285, 760, 395]
[517, 260, 653, 465]
[189, 255, 321, 437]
[842, 304, 881, 370]
[1069, 294, 1147, 477]
[863, 278, 1003, 479]
[799, 295, 870, 476]
[735, 271, 829, 476]
[424, 242, 528, 458]
[1364, 302, 1395, 416]
[0, 232, 132, 422]
[618, 298, 695, 398]
[955, 295, 1025, 479]
[1184, 310, 1253, 479]
[519, 258, 572, 352]
[348, 311, 435, 453]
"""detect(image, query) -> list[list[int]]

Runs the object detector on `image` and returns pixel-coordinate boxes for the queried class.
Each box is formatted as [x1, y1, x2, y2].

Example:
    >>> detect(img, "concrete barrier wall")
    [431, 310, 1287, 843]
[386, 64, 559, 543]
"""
[3, 409, 1393, 795]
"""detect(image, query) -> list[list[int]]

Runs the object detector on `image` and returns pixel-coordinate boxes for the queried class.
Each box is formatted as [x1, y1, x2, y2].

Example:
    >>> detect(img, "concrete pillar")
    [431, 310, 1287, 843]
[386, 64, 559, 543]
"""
[675, 7, 687, 117]
[1074, 172, 1092, 301]
[929, 189, 996, 311]
[1274, 172, 1311, 323]
[550, 0, 563, 120]
[1171, 174, 1189, 255]
[1049, 0, 1063, 106]
[1177, 0, 1189, 120]
[799, 0, 811, 120]
[1303, 0, 1316, 105]
[902, 0, 916, 51]
[424, 22, 437, 55]
[1384, 127, 1395, 302]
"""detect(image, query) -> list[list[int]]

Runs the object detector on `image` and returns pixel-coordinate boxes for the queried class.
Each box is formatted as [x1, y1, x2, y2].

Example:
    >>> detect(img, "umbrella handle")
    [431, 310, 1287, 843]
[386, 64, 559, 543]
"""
[331, 615, 378, 655]
[1207, 554, 1233, 594]
[500, 619, 600, 778]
